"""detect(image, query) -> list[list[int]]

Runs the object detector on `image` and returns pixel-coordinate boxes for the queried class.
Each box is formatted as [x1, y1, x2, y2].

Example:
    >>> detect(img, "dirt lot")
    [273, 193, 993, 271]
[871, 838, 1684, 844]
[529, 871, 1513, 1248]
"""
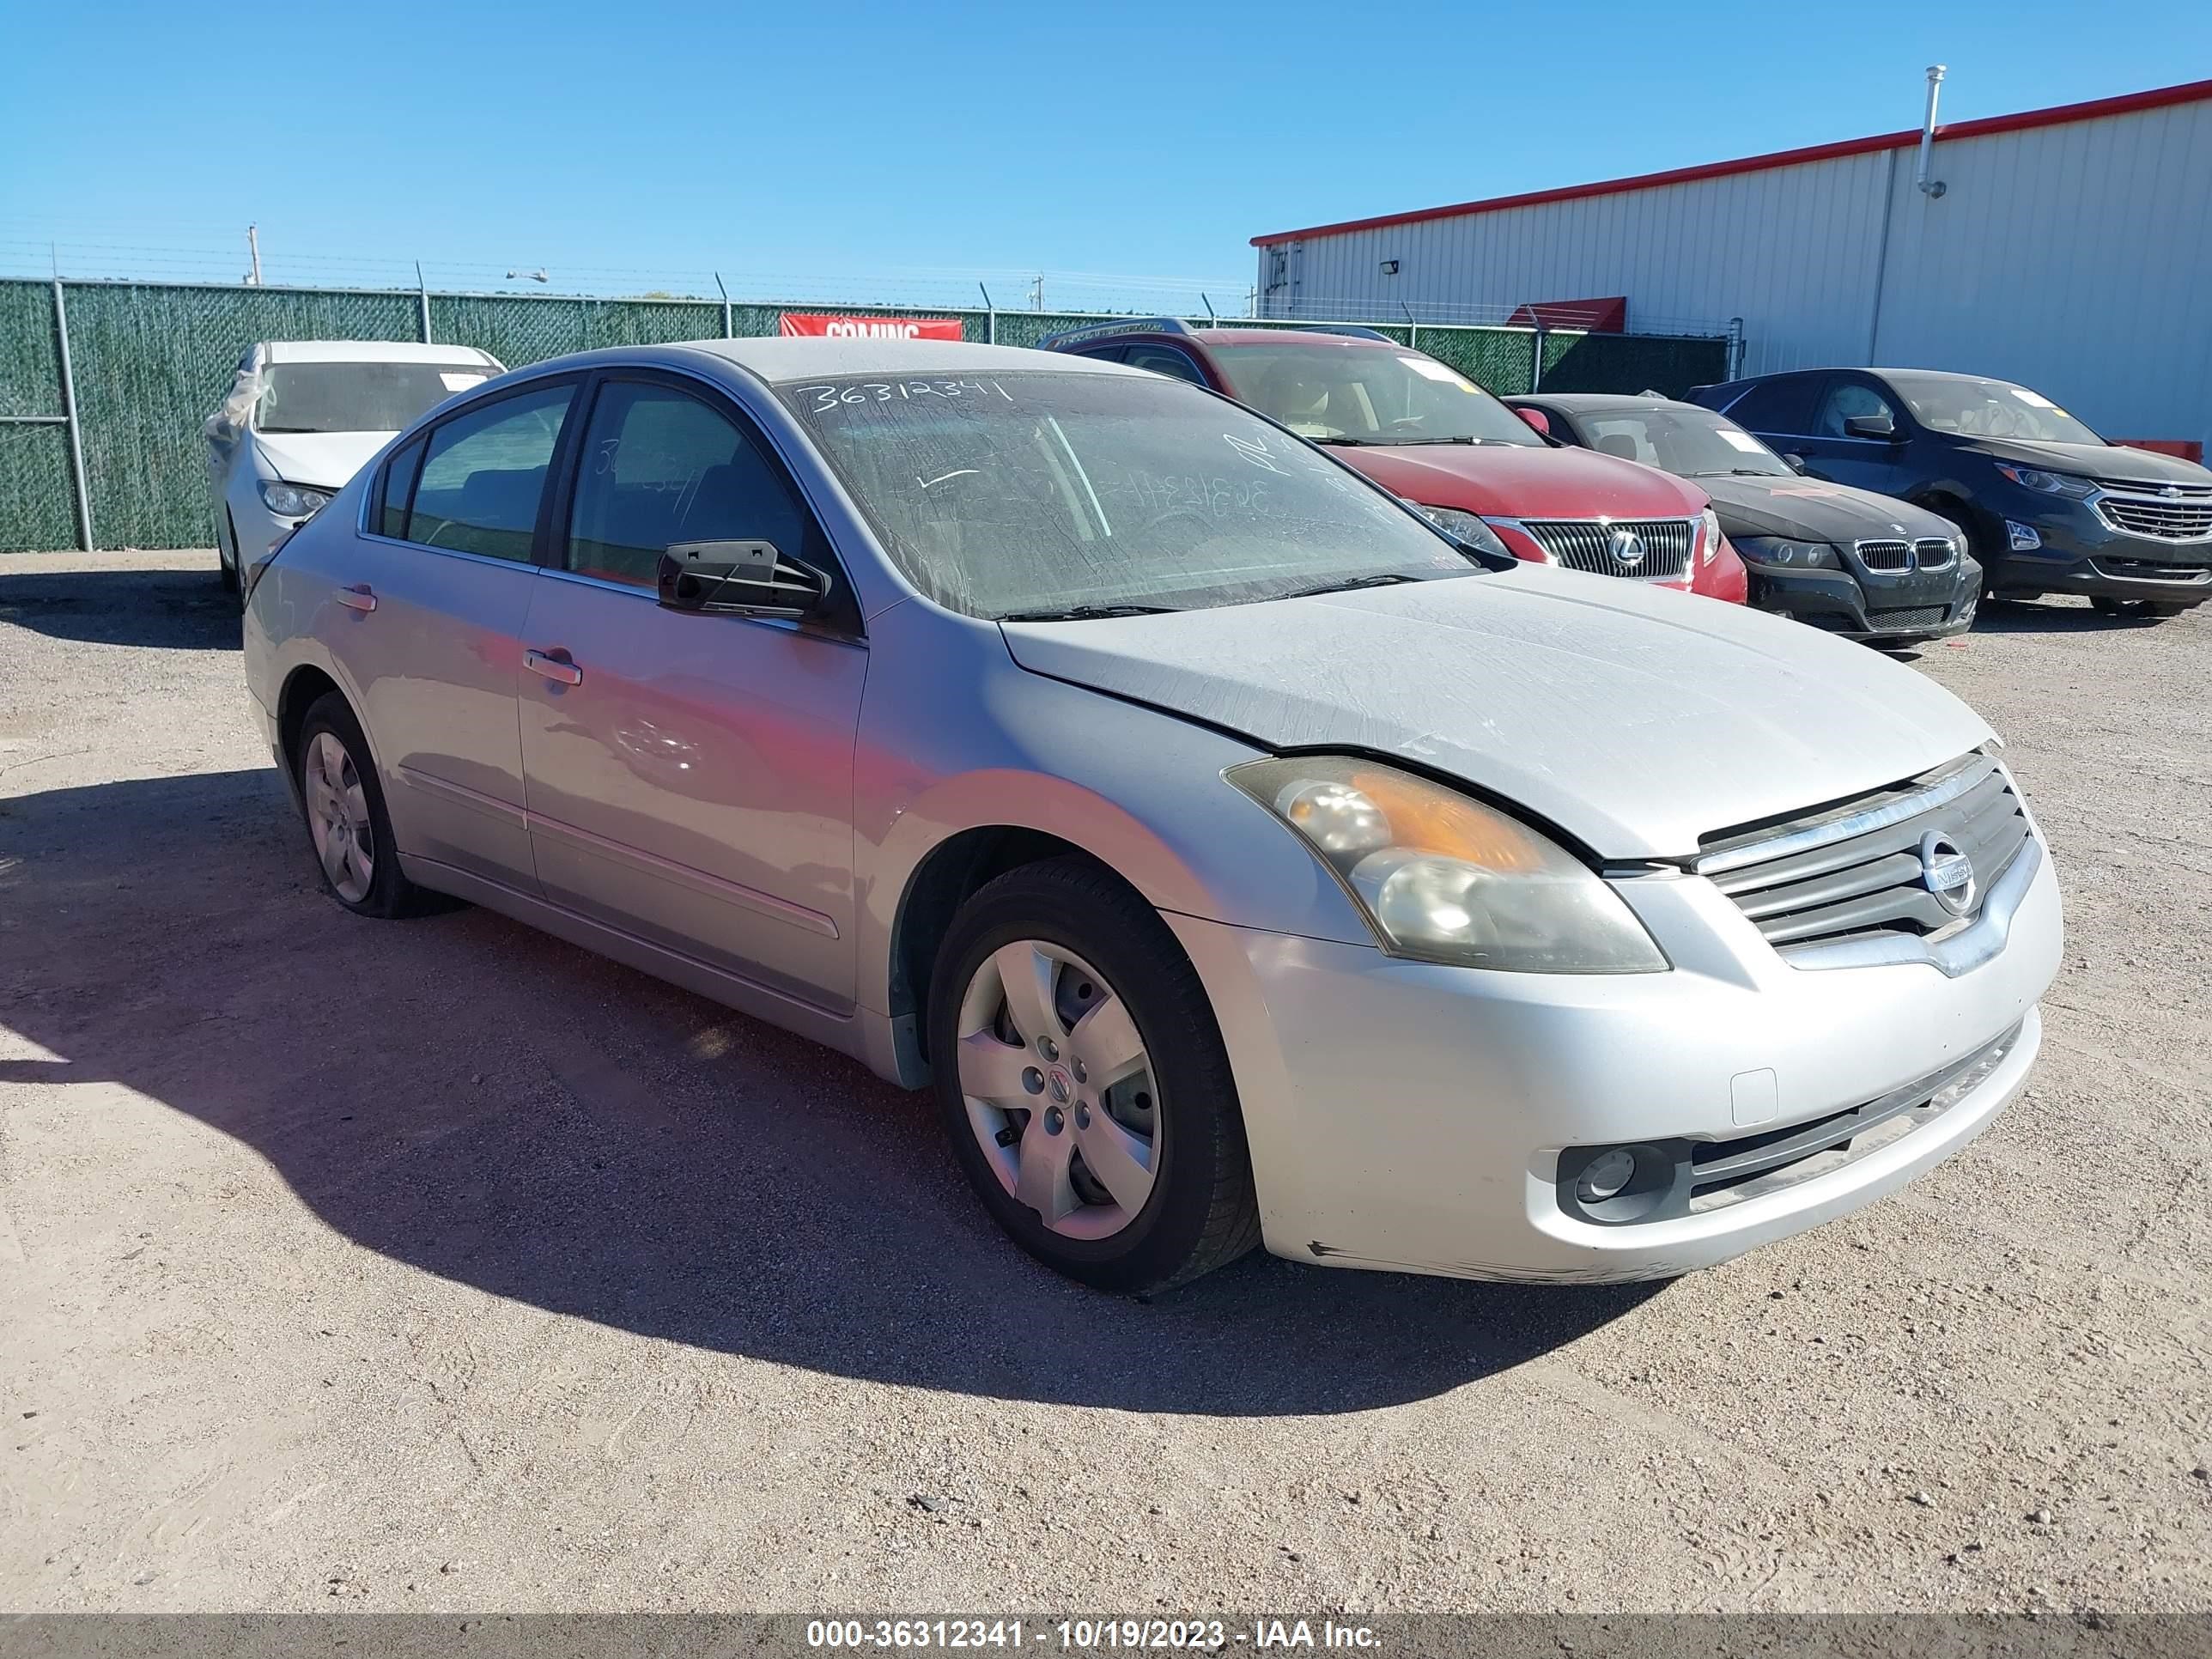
[2, 550, 2209, 1614]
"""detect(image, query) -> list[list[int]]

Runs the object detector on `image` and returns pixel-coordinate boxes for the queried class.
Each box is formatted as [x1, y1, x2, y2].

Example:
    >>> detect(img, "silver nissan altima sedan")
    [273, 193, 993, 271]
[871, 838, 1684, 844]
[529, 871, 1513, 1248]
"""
[241, 337, 2062, 1293]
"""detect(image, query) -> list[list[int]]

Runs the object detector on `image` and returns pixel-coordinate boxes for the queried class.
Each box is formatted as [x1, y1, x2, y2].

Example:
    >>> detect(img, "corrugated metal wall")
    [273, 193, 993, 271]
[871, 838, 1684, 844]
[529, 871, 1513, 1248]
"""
[1259, 98, 2212, 446]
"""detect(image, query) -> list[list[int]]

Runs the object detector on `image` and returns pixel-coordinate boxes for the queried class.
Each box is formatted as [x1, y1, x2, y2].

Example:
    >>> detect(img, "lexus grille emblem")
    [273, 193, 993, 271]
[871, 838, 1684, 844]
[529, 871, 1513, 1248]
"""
[1918, 831, 1977, 916]
[1608, 527, 1647, 568]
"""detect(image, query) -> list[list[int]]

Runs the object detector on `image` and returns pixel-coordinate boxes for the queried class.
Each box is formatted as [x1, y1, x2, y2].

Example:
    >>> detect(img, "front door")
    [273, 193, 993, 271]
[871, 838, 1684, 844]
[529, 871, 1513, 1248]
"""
[1800, 376, 1914, 496]
[516, 374, 867, 1012]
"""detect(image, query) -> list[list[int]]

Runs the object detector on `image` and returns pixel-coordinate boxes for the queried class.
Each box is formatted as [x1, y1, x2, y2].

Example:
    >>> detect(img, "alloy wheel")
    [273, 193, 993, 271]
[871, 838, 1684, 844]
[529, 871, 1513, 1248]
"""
[955, 939, 1159, 1239]
[304, 731, 374, 903]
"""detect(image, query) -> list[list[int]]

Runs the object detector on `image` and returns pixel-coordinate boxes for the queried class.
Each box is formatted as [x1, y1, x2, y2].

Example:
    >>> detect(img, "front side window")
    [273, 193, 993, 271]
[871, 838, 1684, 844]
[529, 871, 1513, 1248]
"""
[257, 361, 495, 435]
[1815, 380, 1899, 439]
[777, 370, 1480, 620]
[1885, 374, 2104, 444]
[1581, 408, 1794, 479]
[1209, 342, 1540, 447]
[565, 382, 815, 587]
[404, 382, 575, 562]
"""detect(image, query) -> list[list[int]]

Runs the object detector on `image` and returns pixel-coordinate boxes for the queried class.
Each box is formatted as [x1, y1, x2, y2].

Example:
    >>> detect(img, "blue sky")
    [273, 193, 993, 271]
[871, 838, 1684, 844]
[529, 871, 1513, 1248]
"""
[6, 0, 2209, 309]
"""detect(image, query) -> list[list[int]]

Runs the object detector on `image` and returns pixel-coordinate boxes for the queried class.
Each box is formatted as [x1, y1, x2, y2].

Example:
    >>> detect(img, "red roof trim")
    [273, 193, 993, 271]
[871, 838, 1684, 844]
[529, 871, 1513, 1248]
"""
[1249, 78, 2212, 246]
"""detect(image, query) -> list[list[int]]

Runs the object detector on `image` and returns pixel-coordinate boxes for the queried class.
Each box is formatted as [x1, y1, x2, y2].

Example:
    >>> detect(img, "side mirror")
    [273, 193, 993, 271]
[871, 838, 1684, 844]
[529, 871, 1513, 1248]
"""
[657, 539, 828, 620]
[1783, 453, 1808, 475]
[1515, 406, 1551, 437]
[1844, 412, 1898, 442]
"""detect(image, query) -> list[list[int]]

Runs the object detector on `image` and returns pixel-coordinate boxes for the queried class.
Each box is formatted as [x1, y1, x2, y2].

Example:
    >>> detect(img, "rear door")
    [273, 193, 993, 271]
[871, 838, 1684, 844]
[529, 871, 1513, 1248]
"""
[344, 377, 578, 892]
[515, 372, 868, 1011]
[1711, 374, 1822, 463]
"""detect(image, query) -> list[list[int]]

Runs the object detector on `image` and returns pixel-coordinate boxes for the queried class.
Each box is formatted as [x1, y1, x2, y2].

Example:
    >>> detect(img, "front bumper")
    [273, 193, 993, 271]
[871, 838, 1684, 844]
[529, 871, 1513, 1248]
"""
[1167, 836, 2061, 1283]
[1742, 556, 1980, 641]
[1984, 499, 2212, 604]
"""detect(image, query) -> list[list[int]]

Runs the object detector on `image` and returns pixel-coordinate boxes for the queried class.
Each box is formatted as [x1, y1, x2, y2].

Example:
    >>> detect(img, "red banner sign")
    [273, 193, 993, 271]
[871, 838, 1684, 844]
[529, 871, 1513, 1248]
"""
[778, 313, 964, 341]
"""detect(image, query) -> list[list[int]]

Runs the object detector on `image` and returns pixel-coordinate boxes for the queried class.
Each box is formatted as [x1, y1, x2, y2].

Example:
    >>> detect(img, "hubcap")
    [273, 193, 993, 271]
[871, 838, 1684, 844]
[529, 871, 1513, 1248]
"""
[955, 939, 1159, 1240]
[304, 731, 374, 903]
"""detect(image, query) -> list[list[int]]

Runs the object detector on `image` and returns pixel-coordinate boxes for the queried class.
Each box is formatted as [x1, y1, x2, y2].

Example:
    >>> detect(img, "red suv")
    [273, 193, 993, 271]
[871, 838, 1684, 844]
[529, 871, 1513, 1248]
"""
[1041, 320, 1746, 604]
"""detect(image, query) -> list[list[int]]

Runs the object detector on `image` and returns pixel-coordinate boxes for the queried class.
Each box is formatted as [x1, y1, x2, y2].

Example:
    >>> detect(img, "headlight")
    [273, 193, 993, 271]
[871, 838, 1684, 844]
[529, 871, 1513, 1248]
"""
[1226, 756, 1668, 974]
[260, 480, 335, 518]
[1995, 465, 2096, 501]
[1698, 507, 1723, 566]
[1735, 536, 1839, 568]
[1410, 504, 1511, 560]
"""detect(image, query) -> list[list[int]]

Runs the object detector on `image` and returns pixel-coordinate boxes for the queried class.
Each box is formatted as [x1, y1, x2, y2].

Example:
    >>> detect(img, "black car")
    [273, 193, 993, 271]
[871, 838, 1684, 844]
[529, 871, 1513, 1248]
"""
[1686, 368, 2212, 620]
[1508, 392, 1979, 643]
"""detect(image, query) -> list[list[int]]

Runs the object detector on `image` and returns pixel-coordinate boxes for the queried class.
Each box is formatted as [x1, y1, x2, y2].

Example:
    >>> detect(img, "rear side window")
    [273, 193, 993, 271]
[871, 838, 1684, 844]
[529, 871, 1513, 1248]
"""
[1124, 344, 1208, 386]
[404, 383, 576, 562]
[1724, 376, 1820, 435]
[565, 381, 819, 588]
[376, 434, 426, 539]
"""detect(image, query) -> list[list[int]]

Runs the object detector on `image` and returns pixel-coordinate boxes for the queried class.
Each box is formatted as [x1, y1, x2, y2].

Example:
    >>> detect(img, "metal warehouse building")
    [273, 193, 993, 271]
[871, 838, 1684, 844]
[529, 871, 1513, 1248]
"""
[1251, 78, 2212, 451]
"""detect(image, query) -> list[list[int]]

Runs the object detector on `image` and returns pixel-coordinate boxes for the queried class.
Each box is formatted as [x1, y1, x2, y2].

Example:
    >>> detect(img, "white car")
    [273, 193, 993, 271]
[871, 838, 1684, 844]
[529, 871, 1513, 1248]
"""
[204, 341, 503, 594]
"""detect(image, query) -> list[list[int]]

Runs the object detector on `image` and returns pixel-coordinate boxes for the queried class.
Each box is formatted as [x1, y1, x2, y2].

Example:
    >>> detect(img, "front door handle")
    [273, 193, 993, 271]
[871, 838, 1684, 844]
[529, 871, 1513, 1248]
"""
[334, 584, 377, 613]
[524, 647, 583, 686]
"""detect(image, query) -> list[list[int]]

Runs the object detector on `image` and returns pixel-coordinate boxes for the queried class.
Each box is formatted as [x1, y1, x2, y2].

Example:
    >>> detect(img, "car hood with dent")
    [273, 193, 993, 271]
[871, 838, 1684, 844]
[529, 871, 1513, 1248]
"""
[1697, 474, 1959, 543]
[1000, 567, 1992, 860]
[1328, 440, 1708, 520]
[1950, 436, 2212, 487]
[252, 430, 393, 490]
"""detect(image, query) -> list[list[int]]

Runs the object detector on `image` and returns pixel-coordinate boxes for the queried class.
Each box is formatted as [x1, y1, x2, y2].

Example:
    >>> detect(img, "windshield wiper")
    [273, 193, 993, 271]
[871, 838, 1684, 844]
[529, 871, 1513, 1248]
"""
[1273, 573, 1422, 602]
[1386, 435, 1481, 446]
[1312, 436, 1374, 447]
[996, 603, 1182, 623]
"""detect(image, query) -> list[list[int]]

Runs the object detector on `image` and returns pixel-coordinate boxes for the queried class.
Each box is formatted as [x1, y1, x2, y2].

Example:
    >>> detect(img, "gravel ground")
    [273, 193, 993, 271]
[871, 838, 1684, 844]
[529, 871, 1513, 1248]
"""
[3, 550, 2208, 1614]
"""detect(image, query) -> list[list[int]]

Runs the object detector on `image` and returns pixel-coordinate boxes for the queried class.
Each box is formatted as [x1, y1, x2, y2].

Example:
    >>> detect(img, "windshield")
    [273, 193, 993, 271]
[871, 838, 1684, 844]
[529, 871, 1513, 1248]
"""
[1207, 342, 1541, 447]
[1573, 405, 1793, 478]
[255, 362, 493, 434]
[778, 371, 1481, 619]
[1887, 374, 2104, 445]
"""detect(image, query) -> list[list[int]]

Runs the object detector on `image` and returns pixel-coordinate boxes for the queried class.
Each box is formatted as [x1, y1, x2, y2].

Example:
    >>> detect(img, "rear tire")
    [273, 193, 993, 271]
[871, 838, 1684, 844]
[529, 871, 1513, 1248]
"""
[2091, 597, 2186, 620]
[927, 857, 1261, 1294]
[295, 692, 448, 919]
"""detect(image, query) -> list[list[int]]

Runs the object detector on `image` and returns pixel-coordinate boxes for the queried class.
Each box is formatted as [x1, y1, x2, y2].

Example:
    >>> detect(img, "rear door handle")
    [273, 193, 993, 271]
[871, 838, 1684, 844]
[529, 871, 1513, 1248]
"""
[524, 648, 583, 686]
[334, 584, 377, 613]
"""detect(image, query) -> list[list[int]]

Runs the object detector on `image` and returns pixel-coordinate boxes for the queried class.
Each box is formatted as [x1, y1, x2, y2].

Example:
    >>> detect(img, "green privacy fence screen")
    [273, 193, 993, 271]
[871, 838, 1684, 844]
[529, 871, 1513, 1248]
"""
[0, 277, 1730, 551]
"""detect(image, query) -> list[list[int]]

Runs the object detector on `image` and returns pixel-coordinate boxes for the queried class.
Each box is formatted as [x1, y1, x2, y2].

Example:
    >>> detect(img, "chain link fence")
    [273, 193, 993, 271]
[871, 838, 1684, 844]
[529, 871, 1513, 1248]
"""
[0, 276, 1729, 551]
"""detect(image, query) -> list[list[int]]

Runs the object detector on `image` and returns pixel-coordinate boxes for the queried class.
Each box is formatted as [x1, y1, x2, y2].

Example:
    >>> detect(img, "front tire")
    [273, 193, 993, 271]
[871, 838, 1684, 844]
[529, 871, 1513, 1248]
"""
[2091, 596, 2188, 620]
[295, 692, 443, 919]
[928, 858, 1261, 1294]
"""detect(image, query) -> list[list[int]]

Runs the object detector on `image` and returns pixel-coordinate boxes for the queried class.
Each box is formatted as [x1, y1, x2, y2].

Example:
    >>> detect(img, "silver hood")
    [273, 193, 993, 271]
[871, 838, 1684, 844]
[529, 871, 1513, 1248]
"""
[1000, 567, 1994, 860]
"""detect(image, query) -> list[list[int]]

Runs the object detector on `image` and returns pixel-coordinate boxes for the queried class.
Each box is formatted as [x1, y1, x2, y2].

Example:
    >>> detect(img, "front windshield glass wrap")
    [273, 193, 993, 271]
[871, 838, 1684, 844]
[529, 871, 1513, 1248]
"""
[1578, 406, 1794, 478]
[257, 362, 491, 434]
[1887, 374, 2104, 445]
[1209, 343, 1541, 447]
[777, 372, 1480, 619]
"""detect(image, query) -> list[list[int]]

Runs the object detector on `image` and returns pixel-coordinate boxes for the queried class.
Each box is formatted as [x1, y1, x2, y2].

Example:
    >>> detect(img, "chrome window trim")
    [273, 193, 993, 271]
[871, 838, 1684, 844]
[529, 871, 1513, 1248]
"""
[1694, 756, 1991, 877]
[1778, 834, 2042, 978]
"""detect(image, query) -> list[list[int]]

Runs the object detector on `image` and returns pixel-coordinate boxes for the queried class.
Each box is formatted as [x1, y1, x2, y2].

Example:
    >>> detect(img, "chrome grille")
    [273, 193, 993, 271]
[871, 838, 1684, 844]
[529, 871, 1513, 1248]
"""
[1697, 755, 2032, 956]
[2095, 483, 2212, 542]
[1913, 536, 1956, 568]
[1856, 539, 1911, 572]
[1520, 518, 1692, 580]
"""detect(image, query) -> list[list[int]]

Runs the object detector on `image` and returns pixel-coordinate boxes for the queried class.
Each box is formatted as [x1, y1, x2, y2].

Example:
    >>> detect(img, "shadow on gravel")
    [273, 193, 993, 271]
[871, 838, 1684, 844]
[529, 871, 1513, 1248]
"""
[0, 767, 1657, 1417]
[1972, 597, 2187, 633]
[0, 565, 239, 651]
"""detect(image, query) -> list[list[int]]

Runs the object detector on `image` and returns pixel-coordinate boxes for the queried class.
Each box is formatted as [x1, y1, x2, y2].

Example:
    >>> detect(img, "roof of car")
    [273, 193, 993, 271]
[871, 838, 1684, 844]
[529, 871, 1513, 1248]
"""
[672, 337, 1144, 382]
[261, 341, 501, 365]
[1510, 392, 1698, 413]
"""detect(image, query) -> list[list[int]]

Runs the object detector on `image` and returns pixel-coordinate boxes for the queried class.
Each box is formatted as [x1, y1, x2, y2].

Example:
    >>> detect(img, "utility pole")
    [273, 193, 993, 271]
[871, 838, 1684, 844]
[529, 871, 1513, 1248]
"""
[1030, 272, 1043, 312]
[245, 223, 262, 286]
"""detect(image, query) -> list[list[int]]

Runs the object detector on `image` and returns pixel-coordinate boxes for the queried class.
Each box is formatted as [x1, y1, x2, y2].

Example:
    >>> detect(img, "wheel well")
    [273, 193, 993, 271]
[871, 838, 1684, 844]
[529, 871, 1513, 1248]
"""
[276, 665, 342, 775]
[889, 827, 1125, 1071]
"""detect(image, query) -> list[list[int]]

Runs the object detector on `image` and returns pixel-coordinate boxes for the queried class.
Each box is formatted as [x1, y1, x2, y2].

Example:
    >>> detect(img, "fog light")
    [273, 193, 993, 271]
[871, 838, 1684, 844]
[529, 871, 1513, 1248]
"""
[2006, 520, 2042, 551]
[1577, 1148, 1638, 1203]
